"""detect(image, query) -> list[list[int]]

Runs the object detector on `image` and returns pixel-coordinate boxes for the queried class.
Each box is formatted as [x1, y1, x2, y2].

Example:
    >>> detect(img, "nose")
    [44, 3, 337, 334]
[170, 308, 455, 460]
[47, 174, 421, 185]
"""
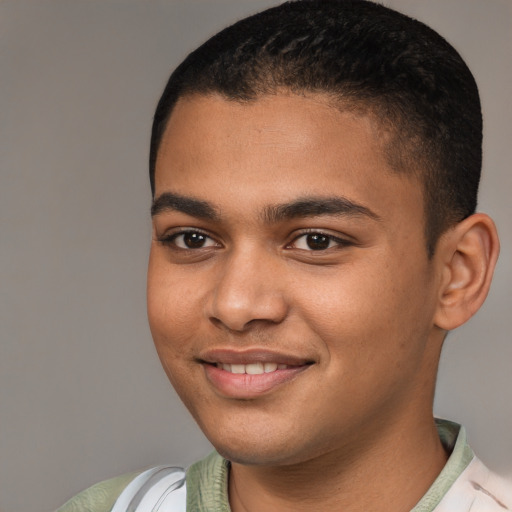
[207, 248, 289, 332]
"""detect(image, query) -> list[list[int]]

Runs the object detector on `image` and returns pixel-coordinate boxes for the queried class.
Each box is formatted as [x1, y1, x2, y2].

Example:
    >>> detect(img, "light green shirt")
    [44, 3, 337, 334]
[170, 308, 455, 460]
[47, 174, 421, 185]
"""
[56, 419, 474, 512]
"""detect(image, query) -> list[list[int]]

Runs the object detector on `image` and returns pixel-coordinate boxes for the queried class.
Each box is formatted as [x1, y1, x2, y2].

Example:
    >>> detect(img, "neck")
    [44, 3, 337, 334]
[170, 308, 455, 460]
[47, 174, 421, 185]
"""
[228, 414, 448, 512]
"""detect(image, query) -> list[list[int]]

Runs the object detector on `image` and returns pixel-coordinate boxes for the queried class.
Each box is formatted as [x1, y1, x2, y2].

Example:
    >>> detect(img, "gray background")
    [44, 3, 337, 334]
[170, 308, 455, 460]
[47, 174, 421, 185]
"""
[1, 1, 510, 511]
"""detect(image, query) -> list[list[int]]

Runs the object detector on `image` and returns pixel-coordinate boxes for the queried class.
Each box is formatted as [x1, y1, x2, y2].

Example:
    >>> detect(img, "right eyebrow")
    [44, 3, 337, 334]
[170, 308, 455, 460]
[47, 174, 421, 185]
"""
[151, 192, 220, 220]
[263, 196, 381, 223]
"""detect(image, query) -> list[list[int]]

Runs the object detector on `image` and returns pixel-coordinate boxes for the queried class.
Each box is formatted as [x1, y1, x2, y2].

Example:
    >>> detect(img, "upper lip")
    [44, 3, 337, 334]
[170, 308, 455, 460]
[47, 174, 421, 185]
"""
[198, 348, 314, 366]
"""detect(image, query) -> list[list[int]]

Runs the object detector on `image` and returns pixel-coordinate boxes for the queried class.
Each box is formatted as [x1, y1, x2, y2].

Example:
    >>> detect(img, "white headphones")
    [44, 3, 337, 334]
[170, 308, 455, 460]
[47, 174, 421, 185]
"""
[110, 466, 187, 512]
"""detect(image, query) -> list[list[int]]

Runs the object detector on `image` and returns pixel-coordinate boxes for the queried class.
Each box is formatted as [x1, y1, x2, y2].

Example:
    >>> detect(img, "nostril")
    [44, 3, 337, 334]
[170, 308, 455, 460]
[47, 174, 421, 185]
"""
[205, 258, 289, 330]
[209, 314, 255, 333]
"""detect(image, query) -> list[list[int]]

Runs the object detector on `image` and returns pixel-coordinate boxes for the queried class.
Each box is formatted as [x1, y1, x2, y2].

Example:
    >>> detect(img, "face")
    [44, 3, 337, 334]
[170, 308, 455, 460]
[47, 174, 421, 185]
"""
[147, 93, 444, 467]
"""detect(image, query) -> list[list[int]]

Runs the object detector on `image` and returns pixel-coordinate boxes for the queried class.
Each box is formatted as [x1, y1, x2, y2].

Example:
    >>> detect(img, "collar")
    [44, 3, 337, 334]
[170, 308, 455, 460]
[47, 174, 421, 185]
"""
[186, 418, 473, 512]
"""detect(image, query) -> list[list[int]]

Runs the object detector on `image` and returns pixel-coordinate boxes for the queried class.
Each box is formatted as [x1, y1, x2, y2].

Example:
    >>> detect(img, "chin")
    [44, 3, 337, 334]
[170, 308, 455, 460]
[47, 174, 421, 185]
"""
[199, 419, 329, 467]
[215, 443, 302, 466]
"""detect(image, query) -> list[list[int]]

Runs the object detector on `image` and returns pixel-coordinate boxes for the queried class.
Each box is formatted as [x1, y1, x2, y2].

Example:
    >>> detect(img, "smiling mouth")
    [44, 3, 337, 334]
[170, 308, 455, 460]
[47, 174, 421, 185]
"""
[215, 362, 294, 374]
[202, 358, 313, 398]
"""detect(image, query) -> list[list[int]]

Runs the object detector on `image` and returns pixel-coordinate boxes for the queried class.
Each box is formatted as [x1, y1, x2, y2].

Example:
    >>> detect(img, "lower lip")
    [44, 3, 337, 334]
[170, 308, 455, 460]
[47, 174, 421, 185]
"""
[203, 364, 311, 399]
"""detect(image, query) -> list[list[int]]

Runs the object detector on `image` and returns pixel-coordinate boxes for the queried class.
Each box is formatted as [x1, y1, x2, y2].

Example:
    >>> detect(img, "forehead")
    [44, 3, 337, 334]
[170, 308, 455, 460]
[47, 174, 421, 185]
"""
[154, 93, 423, 227]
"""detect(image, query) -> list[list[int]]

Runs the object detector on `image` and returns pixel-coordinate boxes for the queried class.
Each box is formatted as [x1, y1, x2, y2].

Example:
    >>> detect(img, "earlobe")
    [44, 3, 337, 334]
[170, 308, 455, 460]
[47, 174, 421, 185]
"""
[433, 213, 500, 331]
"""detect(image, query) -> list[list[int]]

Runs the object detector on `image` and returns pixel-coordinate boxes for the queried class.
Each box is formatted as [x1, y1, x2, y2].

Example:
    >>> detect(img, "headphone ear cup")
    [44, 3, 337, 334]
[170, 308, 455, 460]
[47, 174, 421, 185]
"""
[111, 466, 187, 512]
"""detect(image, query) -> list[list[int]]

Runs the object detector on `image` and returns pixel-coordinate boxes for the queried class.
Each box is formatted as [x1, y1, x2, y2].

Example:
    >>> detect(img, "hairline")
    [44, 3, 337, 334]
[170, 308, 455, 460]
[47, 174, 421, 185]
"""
[151, 88, 442, 255]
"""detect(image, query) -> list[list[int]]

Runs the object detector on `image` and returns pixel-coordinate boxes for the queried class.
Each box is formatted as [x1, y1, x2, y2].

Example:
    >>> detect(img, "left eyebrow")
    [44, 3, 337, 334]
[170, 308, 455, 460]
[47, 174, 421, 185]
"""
[151, 192, 220, 220]
[263, 197, 381, 223]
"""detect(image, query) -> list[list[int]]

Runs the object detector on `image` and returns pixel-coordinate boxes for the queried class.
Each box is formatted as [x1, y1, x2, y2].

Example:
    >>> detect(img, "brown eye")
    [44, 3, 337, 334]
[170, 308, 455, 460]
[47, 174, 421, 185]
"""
[305, 233, 330, 250]
[183, 232, 207, 248]
[291, 232, 348, 251]
[169, 231, 217, 249]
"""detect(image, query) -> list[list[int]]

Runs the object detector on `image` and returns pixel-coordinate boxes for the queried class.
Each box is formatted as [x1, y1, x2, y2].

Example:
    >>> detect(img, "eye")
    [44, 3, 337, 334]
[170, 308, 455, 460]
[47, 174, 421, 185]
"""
[159, 230, 218, 249]
[291, 232, 346, 251]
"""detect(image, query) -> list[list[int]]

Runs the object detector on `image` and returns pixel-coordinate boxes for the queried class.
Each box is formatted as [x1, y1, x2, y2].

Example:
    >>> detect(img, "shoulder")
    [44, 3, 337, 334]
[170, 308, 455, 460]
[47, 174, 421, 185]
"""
[55, 472, 141, 512]
[54, 454, 222, 512]
[187, 451, 231, 511]
[435, 457, 512, 512]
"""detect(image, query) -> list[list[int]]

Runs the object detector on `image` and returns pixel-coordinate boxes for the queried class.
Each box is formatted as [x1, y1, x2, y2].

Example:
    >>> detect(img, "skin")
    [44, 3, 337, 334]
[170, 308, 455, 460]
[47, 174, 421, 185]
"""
[147, 93, 499, 511]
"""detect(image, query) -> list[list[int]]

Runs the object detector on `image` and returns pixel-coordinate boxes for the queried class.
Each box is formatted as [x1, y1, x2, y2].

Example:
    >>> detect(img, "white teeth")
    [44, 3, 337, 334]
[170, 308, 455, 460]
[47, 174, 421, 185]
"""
[245, 362, 264, 375]
[264, 362, 278, 373]
[230, 364, 246, 374]
[216, 362, 288, 374]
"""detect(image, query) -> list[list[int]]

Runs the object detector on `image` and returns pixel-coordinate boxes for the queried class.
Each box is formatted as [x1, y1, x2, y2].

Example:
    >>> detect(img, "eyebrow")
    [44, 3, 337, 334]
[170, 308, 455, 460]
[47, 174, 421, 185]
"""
[263, 197, 381, 223]
[151, 192, 219, 220]
[151, 192, 380, 223]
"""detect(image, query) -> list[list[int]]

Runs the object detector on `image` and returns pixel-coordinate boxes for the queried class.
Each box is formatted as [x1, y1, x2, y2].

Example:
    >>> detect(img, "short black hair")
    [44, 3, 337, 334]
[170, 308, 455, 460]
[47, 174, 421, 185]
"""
[150, 0, 482, 256]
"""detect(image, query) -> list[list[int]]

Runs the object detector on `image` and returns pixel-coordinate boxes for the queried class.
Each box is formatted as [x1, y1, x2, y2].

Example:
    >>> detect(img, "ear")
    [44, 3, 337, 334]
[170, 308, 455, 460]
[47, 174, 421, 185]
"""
[433, 213, 500, 331]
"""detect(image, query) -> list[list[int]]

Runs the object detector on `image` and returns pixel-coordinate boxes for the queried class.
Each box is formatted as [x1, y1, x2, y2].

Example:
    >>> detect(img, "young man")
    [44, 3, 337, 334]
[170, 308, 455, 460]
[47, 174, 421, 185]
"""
[57, 0, 510, 510]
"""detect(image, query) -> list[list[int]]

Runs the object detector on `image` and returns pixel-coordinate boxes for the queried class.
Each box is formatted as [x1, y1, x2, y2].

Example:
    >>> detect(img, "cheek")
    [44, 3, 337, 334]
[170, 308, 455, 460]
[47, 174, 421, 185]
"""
[296, 253, 433, 357]
[147, 256, 202, 361]
[147, 280, 204, 407]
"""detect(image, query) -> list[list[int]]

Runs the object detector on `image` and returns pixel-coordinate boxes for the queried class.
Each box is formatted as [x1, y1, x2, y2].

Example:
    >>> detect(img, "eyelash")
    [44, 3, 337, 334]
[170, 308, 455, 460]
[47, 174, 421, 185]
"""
[157, 229, 218, 250]
[288, 230, 351, 251]
[157, 229, 351, 252]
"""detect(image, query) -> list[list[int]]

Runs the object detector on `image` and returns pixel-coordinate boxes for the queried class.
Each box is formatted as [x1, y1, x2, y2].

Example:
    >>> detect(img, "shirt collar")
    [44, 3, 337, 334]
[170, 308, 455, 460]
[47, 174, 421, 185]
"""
[186, 418, 474, 512]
